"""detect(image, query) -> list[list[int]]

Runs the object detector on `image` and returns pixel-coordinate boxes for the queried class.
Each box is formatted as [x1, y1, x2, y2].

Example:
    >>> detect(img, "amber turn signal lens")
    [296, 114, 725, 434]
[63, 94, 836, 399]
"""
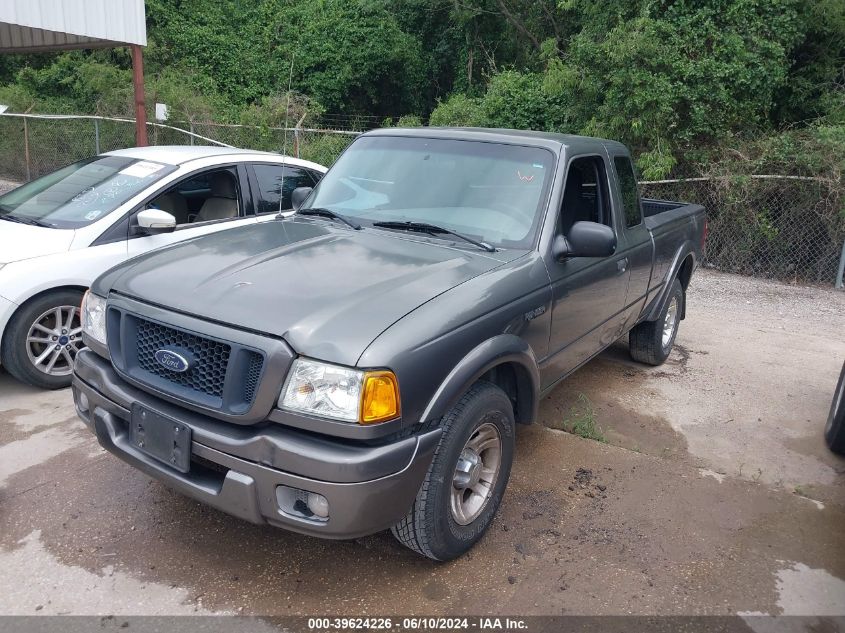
[360, 371, 400, 424]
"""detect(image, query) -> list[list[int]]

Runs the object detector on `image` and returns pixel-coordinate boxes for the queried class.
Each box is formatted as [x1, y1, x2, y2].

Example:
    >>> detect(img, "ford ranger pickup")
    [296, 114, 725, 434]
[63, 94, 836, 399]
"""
[72, 128, 706, 560]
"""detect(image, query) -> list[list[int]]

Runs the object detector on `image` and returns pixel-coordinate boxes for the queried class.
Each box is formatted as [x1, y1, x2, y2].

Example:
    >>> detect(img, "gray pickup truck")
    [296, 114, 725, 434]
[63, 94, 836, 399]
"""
[72, 128, 706, 560]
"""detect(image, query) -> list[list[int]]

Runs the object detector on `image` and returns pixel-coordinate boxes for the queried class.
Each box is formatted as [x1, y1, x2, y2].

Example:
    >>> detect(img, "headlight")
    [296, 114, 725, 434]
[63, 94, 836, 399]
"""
[280, 358, 400, 424]
[81, 290, 107, 346]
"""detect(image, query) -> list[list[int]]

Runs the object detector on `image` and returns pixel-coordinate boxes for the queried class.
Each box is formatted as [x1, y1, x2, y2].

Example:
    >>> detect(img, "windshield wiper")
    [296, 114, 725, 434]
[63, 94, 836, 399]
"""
[0, 214, 53, 228]
[297, 207, 362, 230]
[372, 221, 495, 253]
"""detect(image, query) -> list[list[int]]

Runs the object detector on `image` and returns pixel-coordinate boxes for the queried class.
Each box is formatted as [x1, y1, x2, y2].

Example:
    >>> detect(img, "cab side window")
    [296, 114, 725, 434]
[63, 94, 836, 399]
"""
[614, 156, 642, 228]
[252, 164, 318, 213]
[559, 156, 612, 235]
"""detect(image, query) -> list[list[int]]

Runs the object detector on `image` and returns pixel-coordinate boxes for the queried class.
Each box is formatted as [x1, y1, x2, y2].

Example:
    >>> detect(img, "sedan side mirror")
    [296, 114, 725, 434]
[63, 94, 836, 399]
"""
[291, 186, 313, 212]
[135, 208, 176, 234]
[553, 221, 616, 260]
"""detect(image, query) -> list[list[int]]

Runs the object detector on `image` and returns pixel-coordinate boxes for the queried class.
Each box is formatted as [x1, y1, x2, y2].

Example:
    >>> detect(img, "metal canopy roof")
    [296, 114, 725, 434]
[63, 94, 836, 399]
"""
[0, 0, 146, 53]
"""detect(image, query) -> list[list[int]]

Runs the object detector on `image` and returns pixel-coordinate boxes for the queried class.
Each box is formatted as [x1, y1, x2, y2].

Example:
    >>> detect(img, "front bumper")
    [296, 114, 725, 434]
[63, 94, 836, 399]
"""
[72, 349, 441, 539]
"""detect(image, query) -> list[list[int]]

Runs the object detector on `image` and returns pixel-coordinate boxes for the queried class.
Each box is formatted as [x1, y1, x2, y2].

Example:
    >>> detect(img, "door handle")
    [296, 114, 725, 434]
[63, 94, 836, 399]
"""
[617, 257, 629, 273]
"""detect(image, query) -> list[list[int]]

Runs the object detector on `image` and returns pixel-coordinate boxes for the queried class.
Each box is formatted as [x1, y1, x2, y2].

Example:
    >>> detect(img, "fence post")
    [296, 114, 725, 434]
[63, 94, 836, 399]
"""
[836, 238, 845, 290]
[23, 117, 31, 181]
[94, 119, 101, 154]
[189, 122, 194, 146]
[294, 128, 300, 158]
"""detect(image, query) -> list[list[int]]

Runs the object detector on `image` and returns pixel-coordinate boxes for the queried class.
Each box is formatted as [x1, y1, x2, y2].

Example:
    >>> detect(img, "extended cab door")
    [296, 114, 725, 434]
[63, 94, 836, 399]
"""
[127, 164, 255, 255]
[610, 154, 654, 334]
[542, 154, 630, 388]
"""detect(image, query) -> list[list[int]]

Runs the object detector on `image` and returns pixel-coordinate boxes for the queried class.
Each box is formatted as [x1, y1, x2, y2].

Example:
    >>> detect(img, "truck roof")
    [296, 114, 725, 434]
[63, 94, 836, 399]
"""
[364, 126, 628, 154]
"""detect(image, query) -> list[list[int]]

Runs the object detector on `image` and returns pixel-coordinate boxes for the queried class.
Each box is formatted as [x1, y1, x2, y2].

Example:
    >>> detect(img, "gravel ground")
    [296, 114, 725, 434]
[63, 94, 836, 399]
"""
[0, 269, 843, 617]
[691, 267, 845, 334]
[0, 179, 19, 195]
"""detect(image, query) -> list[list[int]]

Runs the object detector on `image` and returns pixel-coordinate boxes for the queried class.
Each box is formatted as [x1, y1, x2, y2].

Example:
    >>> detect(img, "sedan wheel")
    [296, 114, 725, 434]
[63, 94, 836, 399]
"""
[25, 305, 84, 377]
[1, 289, 85, 389]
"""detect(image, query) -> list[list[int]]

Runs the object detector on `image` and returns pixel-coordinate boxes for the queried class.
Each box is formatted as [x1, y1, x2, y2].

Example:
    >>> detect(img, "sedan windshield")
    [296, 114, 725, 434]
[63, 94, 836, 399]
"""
[0, 156, 176, 229]
[304, 136, 555, 249]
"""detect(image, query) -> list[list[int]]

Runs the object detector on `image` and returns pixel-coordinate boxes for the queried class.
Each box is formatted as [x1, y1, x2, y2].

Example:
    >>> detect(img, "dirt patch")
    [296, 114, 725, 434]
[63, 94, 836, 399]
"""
[538, 353, 689, 462]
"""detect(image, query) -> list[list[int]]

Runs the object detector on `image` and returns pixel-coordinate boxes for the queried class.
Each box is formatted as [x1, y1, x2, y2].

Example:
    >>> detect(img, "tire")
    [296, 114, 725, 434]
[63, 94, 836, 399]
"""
[391, 381, 515, 561]
[1, 289, 85, 389]
[824, 361, 845, 455]
[629, 278, 684, 366]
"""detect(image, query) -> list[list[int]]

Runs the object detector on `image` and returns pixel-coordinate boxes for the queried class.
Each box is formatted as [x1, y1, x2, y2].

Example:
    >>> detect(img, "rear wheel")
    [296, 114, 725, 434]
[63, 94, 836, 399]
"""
[391, 381, 515, 561]
[824, 362, 845, 455]
[1, 289, 85, 389]
[629, 279, 684, 366]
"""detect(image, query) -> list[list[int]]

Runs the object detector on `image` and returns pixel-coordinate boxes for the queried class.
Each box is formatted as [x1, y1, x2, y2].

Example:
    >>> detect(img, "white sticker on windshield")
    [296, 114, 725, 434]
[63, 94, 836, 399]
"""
[119, 161, 165, 179]
[84, 210, 103, 220]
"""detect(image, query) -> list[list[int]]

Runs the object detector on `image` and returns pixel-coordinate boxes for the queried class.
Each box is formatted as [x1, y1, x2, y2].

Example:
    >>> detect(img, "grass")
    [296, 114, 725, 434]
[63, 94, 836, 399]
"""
[562, 393, 606, 443]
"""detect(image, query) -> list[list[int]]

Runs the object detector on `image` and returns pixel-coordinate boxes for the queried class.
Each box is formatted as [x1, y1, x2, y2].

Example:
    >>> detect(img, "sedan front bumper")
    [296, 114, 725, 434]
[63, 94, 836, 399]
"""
[72, 349, 440, 539]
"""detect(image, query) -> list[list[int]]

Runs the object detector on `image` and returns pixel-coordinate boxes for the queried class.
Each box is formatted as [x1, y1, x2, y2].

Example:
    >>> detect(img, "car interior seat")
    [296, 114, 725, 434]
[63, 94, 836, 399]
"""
[196, 172, 239, 222]
[150, 192, 189, 225]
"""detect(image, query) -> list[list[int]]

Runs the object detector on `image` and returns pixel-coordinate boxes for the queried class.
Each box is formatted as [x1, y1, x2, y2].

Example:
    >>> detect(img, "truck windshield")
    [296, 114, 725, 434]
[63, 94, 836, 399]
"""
[304, 136, 555, 249]
[0, 155, 176, 229]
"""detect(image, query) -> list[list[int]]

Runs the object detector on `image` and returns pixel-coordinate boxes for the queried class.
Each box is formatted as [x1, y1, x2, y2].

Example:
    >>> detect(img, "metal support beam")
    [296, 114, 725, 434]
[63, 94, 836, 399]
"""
[836, 238, 845, 290]
[130, 44, 148, 147]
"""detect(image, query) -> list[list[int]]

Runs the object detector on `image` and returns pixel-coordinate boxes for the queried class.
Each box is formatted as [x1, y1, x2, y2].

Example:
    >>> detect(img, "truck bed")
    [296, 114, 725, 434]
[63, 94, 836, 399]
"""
[641, 198, 707, 303]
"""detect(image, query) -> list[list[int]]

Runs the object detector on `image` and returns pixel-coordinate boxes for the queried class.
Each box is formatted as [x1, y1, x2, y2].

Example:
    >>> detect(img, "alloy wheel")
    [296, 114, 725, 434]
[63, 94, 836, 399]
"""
[25, 305, 83, 377]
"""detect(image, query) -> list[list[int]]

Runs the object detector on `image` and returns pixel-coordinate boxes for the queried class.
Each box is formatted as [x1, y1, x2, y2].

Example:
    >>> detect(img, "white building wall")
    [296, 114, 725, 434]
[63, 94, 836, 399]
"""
[0, 0, 146, 51]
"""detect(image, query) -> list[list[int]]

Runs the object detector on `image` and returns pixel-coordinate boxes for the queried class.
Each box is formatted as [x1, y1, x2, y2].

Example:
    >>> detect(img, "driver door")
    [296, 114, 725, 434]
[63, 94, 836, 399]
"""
[542, 154, 630, 388]
[127, 164, 254, 255]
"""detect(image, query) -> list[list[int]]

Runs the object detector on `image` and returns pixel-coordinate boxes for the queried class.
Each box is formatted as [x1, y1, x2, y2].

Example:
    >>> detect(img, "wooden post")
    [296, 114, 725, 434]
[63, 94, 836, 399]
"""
[131, 44, 148, 147]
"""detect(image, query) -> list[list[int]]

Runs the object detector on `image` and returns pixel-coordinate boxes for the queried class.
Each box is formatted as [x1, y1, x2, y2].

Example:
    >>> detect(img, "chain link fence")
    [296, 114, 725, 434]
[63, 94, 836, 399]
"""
[0, 113, 358, 182]
[1, 113, 843, 286]
[640, 177, 845, 285]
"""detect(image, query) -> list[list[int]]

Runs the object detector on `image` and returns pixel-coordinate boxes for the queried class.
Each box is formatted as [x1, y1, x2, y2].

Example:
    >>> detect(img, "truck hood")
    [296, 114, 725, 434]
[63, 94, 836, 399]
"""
[104, 218, 521, 366]
[0, 221, 75, 263]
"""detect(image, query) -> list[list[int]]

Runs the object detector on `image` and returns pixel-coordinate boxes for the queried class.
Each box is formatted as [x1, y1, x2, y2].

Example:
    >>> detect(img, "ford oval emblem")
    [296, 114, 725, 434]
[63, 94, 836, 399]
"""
[154, 349, 191, 373]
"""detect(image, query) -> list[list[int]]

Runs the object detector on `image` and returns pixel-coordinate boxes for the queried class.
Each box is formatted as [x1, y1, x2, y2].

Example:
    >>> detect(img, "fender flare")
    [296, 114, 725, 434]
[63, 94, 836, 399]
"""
[420, 334, 541, 425]
[643, 242, 697, 322]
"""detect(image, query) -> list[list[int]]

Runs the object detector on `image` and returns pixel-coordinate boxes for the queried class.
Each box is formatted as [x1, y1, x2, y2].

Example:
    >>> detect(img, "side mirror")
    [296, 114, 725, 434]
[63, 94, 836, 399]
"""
[553, 221, 616, 260]
[291, 186, 313, 212]
[135, 208, 176, 234]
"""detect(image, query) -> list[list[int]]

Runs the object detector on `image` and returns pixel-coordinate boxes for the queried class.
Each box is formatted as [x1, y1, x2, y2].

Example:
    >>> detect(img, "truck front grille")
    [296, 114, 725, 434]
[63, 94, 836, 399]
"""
[107, 306, 267, 415]
[136, 318, 232, 399]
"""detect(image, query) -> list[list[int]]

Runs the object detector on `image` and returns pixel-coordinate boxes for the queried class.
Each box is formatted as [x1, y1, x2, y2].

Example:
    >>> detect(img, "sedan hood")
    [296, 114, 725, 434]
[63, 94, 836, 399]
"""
[0, 221, 75, 263]
[103, 219, 520, 366]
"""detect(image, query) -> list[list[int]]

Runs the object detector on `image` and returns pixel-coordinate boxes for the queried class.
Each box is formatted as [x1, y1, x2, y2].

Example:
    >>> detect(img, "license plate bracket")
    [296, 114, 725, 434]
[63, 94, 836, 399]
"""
[130, 403, 192, 473]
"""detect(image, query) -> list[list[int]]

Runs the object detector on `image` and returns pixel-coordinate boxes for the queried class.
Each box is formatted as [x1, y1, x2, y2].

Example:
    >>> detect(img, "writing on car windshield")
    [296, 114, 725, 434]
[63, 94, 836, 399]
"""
[305, 136, 555, 249]
[0, 156, 176, 229]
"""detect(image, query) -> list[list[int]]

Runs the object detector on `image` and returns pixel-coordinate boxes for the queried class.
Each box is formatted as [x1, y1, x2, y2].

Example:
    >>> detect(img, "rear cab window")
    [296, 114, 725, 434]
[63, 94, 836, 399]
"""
[614, 156, 643, 228]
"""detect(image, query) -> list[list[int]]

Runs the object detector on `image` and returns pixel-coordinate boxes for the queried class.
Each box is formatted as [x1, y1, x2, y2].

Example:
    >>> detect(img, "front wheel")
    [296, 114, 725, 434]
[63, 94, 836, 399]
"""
[629, 278, 684, 366]
[392, 381, 515, 561]
[1, 289, 85, 389]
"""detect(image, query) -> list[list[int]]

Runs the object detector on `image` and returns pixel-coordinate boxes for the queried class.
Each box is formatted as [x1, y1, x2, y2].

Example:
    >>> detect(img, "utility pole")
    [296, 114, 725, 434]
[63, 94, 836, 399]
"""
[131, 44, 148, 146]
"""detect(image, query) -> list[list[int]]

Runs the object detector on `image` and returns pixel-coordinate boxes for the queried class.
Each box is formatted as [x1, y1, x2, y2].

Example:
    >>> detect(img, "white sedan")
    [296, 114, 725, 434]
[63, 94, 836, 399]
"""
[0, 146, 326, 389]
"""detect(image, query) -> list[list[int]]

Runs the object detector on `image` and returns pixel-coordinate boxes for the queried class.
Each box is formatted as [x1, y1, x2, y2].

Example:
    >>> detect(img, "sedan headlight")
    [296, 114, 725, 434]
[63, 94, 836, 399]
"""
[81, 290, 107, 346]
[280, 358, 400, 424]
